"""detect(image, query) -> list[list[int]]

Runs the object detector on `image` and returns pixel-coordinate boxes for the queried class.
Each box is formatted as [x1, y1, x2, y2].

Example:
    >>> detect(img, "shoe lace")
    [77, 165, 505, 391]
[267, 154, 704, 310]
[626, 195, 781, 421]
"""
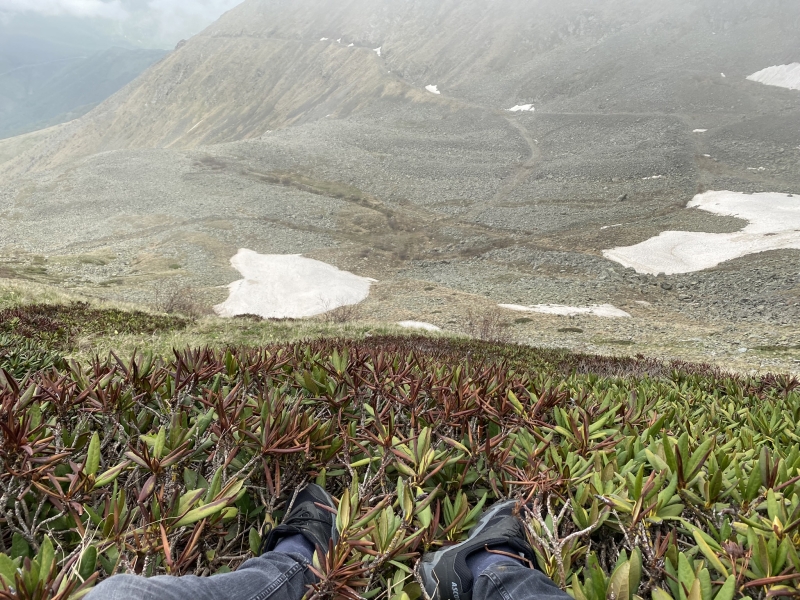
[284, 504, 331, 528]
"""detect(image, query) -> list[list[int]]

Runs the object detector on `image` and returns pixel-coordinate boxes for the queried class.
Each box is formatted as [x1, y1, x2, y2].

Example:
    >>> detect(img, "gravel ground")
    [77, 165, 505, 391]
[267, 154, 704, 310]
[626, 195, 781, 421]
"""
[0, 0, 798, 373]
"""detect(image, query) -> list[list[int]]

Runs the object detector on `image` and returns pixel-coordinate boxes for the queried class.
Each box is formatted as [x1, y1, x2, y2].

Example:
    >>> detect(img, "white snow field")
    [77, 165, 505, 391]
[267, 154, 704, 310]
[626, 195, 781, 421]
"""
[693, 129, 708, 133]
[508, 104, 535, 112]
[747, 64, 800, 91]
[499, 304, 631, 318]
[603, 191, 800, 275]
[373, 47, 382, 57]
[215, 250, 375, 319]
[425, 85, 441, 95]
[397, 321, 441, 331]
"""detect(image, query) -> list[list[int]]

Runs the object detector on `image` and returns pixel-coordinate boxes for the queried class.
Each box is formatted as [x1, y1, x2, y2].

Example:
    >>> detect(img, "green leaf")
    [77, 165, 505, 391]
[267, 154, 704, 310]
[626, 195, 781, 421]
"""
[78, 546, 98, 582]
[249, 529, 261, 555]
[629, 548, 642, 595]
[37, 537, 55, 579]
[205, 466, 223, 504]
[653, 589, 676, 600]
[609, 560, 631, 600]
[698, 568, 712, 600]
[571, 575, 588, 600]
[662, 434, 677, 472]
[0, 554, 19, 587]
[686, 438, 714, 482]
[86, 432, 101, 476]
[507, 391, 524, 415]
[94, 461, 131, 489]
[174, 498, 230, 528]
[633, 465, 644, 500]
[337, 489, 351, 532]
[760, 447, 771, 488]
[658, 473, 679, 508]
[176, 489, 205, 517]
[315, 468, 327, 488]
[692, 531, 728, 577]
[29, 403, 42, 430]
[687, 578, 701, 600]
[677, 553, 694, 596]
[745, 466, 762, 502]
[10, 533, 30, 560]
[154, 427, 166, 461]
[713, 576, 736, 600]
[767, 489, 781, 522]
[646, 449, 670, 473]
[464, 493, 488, 525]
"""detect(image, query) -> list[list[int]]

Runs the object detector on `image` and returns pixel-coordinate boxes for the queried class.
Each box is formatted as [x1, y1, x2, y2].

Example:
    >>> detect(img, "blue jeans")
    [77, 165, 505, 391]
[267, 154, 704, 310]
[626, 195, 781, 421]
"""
[87, 553, 569, 600]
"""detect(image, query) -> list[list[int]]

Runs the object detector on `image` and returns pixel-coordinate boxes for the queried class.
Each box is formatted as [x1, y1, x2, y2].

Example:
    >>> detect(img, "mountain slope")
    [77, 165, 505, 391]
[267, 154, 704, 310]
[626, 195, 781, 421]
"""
[0, 0, 799, 373]
[0, 46, 167, 139]
[7, 0, 799, 175]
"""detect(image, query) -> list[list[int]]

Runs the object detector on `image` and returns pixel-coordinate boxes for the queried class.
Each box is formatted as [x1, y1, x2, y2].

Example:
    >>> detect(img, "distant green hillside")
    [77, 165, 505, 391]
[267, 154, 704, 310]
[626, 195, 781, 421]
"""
[0, 11, 167, 140]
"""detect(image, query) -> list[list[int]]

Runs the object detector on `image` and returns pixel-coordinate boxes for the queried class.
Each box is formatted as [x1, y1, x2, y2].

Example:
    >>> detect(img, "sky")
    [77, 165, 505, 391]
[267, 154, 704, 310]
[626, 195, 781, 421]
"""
[0, 0, 244, 47]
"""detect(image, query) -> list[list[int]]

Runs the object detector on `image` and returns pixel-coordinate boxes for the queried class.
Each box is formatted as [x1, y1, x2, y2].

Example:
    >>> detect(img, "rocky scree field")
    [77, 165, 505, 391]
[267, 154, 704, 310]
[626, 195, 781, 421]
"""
[1, 0, 799, 372]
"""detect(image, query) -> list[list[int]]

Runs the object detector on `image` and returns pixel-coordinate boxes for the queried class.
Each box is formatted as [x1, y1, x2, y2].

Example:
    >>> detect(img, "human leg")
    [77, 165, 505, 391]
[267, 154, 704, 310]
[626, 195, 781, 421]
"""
[419, 500, 570, 600]
[86, 484, 337, 600]
[85, 552, 314, 600]
[473, 562, 570, 600]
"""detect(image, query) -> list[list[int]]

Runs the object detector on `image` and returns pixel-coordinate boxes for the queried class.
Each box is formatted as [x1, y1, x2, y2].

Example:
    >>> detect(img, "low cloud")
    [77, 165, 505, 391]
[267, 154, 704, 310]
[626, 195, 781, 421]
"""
[0, 0, 128, 19]
[147, 0, 241, 23]
[0, 0, 243, 46]
[144, 0, 242, 42]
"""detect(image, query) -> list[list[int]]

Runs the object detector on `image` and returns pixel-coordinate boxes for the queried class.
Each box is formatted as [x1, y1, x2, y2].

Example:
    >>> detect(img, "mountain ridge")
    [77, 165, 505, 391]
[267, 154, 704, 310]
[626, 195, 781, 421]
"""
[6, 0, 800, 176]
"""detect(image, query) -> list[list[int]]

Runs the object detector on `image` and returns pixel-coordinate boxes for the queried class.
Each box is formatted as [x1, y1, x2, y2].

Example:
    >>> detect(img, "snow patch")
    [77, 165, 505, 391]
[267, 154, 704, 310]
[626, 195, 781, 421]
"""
[425, 85, 440, 95]
[693, 129, 708, 133]
[398, 321, 441, 332]
[348, 43, 354, 47]
[601, 224, 623, 230]
[508, 104, 535, 112]
[603, 191, 800, 275]
[214, 250, 375, 319]
[373, 47, 382, 57]
[320, 37, 329, 41]
[499, 304, 631, 318]
[721, 73, 726, 78]
[747, 64, 800, 91]
[187, 119, 205, 134]
[642, 175, 664, 180]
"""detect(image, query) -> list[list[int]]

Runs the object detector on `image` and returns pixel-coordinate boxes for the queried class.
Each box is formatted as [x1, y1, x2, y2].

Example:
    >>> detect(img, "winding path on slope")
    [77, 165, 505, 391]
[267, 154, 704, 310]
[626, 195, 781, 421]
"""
[461, 113, 542, 223]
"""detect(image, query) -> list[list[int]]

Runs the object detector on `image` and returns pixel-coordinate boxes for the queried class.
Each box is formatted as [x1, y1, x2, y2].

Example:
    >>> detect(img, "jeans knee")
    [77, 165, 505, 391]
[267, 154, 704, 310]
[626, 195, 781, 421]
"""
[86, 574, 158, 600]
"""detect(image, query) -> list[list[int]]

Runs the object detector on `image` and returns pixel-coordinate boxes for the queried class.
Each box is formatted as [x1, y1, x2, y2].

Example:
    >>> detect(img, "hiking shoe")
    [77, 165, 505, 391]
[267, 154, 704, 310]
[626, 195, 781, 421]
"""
[261, 484, 338, 554]
[420, 500, 536, 600]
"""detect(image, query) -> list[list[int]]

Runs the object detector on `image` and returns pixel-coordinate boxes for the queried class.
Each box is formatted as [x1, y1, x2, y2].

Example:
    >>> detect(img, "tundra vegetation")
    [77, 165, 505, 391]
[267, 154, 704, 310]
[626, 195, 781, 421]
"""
[1, 303, 800, 600]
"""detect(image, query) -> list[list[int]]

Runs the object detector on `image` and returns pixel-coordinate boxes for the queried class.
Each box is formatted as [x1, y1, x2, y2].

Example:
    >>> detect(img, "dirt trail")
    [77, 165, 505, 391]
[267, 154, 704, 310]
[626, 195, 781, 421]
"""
[462, 114, 541, 222]
[494, 116, 541, 201]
